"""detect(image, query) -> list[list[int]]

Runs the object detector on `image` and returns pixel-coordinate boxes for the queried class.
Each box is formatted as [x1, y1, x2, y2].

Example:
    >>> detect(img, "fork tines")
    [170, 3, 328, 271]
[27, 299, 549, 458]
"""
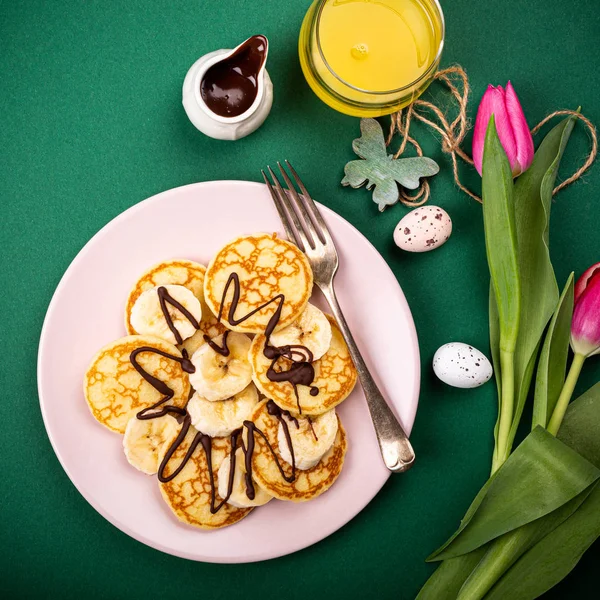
[262, 161, 332, 252]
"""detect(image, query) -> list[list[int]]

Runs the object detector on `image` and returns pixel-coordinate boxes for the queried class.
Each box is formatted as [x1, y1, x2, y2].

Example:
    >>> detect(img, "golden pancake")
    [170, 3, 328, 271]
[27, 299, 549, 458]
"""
[249, 315, 357, 415]
[245, 400, 347, 502]
[159, 425, 252, 529]
[83, 335, 190, 433]
[125, 259, 226, 342]
[203, 233, 313, 334]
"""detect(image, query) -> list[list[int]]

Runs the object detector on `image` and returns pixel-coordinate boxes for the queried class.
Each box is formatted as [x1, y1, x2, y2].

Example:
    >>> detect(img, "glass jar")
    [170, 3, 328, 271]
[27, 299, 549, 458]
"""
[298, 0, 445, 117]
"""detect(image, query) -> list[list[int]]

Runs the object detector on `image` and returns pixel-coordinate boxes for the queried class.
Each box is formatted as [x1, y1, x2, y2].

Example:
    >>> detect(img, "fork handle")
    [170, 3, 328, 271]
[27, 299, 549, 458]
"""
[319, 284, 416, 473]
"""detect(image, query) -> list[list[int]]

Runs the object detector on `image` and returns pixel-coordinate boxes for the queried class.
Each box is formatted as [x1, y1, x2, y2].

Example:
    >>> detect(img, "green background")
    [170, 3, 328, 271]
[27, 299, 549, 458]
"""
[2, 0, 599, 597]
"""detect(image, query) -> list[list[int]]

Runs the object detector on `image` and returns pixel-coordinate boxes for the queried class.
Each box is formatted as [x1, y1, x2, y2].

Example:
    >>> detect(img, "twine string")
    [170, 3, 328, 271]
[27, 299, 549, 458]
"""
[530, 110, 598, 194]
[387, 66, 597, 206]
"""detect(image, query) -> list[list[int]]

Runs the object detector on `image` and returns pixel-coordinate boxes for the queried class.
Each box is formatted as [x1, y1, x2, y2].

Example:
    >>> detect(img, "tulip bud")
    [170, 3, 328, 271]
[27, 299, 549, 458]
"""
[571, 265, 600, 357]
[472, 82, 534, 177]
[574, 262, 600, 303]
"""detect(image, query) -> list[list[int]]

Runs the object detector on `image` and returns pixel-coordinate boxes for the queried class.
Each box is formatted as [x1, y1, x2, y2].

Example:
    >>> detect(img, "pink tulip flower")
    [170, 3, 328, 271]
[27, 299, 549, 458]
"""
[574, 262, 600, 303]
[571, 264, 600, 357]
[472, 82, 535, 177]
[548, 263, 600, 435]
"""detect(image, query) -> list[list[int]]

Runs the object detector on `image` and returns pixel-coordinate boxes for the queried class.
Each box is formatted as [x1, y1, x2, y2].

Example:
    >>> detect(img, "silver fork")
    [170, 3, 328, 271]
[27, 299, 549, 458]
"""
[262, 161, 415, 473]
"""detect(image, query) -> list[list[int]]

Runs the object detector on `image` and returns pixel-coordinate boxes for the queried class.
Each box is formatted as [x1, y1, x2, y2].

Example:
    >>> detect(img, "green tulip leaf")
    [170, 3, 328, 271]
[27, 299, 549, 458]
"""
[482, 116, 521, 469]
[557, 381, 600, 467]
[489, 291, 502, 467]
[473, 383, 600, 600]
[341, 118, 439, 211]
[489, 290, 502, 401]
[427, 427, 600, 561]
[489, 114, 577, 464]
[484, 484, 600, 600]
[507, 114, 577, 444]
[532, 273, 574, 430]
[457, 487, 593, 599]
[419, 384, 600, 599]
[482, 116, 521, 354]
[416, 549, 487, 600]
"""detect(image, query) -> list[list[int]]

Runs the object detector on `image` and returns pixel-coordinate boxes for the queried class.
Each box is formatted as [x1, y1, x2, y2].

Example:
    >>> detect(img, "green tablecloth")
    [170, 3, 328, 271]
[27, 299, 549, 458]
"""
[2, 0, 599, 597]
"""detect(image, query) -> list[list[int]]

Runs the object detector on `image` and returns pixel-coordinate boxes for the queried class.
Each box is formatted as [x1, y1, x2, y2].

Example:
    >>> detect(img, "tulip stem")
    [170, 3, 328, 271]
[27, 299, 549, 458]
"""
[492, 349, 515, 474]
[547, 353, 586, 436]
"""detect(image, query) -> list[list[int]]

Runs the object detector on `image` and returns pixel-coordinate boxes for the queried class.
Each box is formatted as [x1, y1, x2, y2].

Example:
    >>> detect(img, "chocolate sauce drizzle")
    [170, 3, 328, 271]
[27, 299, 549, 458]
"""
[203, 330, 230, 356]
[156, 286, 200, 345]
[157, 415, 240, 513]
[242, 401, 299, 499]
[130, 346, 193, 419]
[217, 272, 319, 412]
[128, 270, 320, 514]
[129, 346, 246, 514]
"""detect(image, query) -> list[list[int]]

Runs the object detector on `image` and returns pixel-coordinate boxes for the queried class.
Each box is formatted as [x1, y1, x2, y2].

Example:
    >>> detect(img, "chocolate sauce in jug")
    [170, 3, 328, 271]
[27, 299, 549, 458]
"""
[200, 35, 268, 118]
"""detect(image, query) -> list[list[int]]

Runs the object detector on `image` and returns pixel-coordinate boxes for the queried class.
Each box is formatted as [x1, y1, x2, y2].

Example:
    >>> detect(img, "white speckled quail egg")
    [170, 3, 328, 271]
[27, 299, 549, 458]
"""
[394, 205, 452, 252]
[433, 342, 493, 389]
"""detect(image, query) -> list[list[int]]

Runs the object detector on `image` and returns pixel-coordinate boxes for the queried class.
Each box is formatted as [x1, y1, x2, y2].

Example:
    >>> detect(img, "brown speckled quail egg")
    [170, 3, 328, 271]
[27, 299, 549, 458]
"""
[433, 342, 493, 388]
[394, 205, 452, 252]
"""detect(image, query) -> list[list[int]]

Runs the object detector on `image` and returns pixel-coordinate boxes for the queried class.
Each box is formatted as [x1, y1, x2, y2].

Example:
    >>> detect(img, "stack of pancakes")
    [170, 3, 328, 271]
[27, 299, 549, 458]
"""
[84, 233, 357, 529]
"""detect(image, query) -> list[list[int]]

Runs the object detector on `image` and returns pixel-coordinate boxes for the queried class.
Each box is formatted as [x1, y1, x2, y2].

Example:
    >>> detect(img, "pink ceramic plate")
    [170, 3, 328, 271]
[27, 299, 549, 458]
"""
[38, 181, 420, 563]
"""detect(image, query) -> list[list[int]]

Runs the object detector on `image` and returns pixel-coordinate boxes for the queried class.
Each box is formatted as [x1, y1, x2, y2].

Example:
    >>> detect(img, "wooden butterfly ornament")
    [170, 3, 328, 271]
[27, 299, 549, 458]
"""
[342, 118, 440, 211]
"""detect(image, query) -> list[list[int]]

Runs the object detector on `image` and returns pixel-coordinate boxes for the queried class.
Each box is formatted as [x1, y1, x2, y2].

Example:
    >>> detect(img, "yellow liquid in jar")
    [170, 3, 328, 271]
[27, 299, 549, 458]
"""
[299, 0, 444, 116]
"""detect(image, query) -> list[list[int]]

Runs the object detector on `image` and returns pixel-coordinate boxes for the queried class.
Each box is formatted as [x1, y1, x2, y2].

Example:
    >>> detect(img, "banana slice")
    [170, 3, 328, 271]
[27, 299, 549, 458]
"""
[130, 284, 202, 345]
[125, 259, 227, 343]
[246, 400, 347, 502]
[217, 448, 273, 508]
[187, 384, 259, 437]
[123, 415, 179, 475]
[278, 409, 339, 470]
[269, 303, 332, 361]
[249, 315, 357, 416]
[189, 332, 253, 401]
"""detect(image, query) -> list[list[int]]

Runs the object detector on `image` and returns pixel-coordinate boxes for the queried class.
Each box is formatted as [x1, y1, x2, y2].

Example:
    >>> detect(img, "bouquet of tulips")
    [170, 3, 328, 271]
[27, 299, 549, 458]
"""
[417, 83, 600, 599]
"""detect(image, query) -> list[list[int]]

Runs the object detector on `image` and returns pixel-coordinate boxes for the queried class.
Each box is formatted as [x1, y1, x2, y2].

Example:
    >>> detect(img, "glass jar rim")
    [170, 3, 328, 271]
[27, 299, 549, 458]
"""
[314, 0, 446, 96]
